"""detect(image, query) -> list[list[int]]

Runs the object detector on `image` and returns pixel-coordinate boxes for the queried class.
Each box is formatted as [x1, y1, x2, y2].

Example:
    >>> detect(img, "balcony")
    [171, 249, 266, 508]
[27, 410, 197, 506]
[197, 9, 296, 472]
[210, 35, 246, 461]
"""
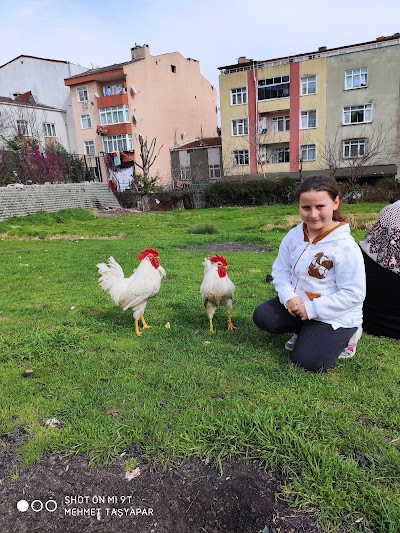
[97, 93, 128, 108]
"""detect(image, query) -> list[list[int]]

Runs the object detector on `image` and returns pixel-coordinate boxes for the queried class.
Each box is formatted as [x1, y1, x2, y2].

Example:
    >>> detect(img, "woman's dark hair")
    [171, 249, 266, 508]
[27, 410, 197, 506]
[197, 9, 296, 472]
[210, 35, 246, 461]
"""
[295, 175, 345, 222]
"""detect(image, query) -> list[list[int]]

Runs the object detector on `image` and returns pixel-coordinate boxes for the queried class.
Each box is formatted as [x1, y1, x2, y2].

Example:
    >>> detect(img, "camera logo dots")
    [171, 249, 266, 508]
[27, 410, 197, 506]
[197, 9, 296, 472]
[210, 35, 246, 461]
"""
[16, 500, 29, 512]
[17, 499, 57, 512]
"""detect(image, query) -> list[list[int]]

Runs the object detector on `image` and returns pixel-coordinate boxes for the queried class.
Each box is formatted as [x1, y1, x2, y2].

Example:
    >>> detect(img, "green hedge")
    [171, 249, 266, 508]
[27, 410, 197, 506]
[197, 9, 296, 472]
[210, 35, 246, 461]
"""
[204, 177, 300, 207]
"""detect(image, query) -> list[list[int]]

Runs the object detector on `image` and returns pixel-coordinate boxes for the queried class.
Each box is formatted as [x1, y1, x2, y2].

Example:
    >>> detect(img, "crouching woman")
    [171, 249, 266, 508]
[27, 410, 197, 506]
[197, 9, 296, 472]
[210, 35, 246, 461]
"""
[253, 175, 365, 373]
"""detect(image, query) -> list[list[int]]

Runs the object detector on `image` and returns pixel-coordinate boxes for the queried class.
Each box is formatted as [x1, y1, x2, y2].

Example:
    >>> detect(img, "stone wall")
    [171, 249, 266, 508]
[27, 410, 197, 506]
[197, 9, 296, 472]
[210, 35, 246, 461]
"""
[0, 183, 121, 220]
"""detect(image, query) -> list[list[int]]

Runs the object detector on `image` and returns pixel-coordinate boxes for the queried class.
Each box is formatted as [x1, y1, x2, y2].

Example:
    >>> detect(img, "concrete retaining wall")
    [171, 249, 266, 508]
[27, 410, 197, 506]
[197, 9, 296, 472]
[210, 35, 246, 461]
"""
[0, 182, 121, 220]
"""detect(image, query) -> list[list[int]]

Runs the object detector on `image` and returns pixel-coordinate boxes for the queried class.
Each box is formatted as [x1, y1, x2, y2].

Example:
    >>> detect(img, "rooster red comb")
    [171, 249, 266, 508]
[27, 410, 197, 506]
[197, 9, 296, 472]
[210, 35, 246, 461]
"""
[208, 254, 227, 266]
[137, 248, 159, 260]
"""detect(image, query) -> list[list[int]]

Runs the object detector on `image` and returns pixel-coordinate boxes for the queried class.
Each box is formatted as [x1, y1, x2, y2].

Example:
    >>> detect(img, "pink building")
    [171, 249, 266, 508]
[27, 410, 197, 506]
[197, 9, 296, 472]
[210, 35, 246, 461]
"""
[65, 45, 218, 188]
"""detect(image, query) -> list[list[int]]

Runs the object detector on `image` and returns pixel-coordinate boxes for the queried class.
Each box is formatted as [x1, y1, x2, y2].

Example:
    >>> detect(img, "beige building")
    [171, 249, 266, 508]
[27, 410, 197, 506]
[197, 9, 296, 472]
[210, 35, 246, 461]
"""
[218, 34, 400, 181]
[65, 45, 218, 188]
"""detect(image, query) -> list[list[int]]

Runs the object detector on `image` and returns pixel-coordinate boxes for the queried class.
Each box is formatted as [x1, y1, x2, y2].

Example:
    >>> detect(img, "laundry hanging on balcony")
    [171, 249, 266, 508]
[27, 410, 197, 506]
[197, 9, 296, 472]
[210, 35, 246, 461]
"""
[113, 151, 121, 166]
[96, 125, 108, 135]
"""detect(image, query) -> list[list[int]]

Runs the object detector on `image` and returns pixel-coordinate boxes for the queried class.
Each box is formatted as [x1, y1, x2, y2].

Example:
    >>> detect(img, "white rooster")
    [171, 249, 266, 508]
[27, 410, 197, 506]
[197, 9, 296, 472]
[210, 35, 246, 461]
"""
[200, 254, 236, 332]
[96, 248, 166, 336]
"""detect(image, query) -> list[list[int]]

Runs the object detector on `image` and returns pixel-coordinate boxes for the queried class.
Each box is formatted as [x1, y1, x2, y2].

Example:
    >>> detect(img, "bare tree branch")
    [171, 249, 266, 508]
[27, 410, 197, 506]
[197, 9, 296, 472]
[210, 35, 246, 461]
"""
[317, 123, 399, 184]
[132, 134, 163, 179]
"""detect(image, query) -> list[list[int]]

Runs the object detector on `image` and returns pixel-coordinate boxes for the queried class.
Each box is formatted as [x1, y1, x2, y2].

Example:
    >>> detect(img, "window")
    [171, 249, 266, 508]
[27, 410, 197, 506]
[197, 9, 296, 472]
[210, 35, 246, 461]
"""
[232, 150, 249, 166]
[99, 105, 130, 125]
[300, 144, 316, 161]
[343, 139, 366, 158]
[258, 144, 268, 163]
[231, 87, 247, 105]
[84, 140, 96, 156]
[180, 166, 191, 180]
[43, 123, 57, 137]
[258, 76, 290, 101]
[300, 110, 317, 129]
[102, 134, 132, 153]
[343, 103, 372, 124]
[17, 120, 29, 136]
[271, 147, 290, 163]
[209, 164, 221, 179]
[258, 116, 267, 134]
[272, 115, 290, 132]
[232, 118, 248, 136]
[301, 76, 317, 95]
[171, 65, 176, 73]
[81, 114, 92, 129]
[77, 86, 88, 102]
[102, 84, 126, 96]
[345, 68, 367, 90]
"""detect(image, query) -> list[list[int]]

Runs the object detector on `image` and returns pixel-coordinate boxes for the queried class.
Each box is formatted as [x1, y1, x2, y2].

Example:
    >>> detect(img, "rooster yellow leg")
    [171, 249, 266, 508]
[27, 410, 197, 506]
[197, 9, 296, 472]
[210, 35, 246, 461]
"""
[209, 318, 214, 332]
[141, 315, 150, 329]
[134, 319, 141, 336]
[227, 314, 236, 331]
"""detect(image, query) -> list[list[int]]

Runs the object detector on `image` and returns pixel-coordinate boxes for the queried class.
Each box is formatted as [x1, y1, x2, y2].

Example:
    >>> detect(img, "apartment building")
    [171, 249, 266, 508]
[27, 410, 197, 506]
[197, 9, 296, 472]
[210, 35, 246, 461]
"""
[218, 34, 400, 180]
[0, 55, 88, 153]
[65, 45, 218, 188]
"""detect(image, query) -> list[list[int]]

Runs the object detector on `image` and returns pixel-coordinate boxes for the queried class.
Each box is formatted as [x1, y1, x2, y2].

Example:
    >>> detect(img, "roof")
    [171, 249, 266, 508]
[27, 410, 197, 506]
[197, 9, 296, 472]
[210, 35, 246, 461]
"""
[64, 59, 140, 81]
[171, 137, 221, 150]
[0, 92, 64, 112]
[218, 34, 400, 71]
[0, 54, 75, 69]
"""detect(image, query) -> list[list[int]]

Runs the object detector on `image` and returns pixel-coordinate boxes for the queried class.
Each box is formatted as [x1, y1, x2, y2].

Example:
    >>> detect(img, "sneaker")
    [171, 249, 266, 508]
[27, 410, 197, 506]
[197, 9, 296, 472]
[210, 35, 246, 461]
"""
[338, 326, 363, 359]
[284, 334, 298, 351]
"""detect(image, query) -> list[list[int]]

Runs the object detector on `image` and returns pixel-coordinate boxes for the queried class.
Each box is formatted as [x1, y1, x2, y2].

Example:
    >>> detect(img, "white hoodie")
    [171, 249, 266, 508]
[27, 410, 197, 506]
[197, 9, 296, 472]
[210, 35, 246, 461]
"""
[272, 222, 366, 329]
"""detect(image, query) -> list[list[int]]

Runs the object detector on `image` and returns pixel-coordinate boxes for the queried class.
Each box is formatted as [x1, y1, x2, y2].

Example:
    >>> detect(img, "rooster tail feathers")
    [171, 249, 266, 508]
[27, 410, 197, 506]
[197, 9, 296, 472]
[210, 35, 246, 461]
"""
[97, 256, 124, 277]
[97, 256, 126, 299]
[106, 256, 125, 278]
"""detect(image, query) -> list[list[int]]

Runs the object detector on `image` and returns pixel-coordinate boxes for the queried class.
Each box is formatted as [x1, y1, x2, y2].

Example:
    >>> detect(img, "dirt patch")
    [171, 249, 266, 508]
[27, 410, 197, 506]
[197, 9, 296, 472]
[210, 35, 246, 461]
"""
[0, 233, 128, 241]
[0, 447, 321, 533]
[183, 242, 270, 253]
[91, 208, 142, 218]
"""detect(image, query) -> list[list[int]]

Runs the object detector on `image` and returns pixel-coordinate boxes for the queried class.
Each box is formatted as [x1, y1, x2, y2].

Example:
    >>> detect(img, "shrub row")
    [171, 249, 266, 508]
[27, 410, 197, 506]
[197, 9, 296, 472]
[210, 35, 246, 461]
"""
[204, 177, 300, 207]
[204, 177, 400, 207]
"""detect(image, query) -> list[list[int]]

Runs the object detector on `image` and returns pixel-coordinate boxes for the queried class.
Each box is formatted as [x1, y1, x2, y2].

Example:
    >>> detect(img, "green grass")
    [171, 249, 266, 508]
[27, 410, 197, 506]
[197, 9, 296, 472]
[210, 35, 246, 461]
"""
[0, 204, 399, 531]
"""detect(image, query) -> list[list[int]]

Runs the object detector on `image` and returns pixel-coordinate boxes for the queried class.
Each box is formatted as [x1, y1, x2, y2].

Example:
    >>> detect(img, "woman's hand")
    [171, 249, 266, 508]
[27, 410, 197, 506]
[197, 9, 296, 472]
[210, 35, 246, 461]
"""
[285, 297, 308, 320]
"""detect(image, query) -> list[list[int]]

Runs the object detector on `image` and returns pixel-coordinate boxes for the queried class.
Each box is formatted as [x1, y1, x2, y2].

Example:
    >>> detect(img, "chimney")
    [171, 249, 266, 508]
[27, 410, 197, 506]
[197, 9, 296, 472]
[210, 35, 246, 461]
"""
[131, 44, 150, 61]
[318, 46, 327, 51]
[237, 56, 252, 64]
[14, 91, 36, 104]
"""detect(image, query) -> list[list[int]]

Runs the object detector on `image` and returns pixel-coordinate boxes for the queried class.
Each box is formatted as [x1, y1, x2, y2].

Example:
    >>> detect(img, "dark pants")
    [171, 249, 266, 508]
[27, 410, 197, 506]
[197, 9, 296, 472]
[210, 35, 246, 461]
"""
[253, 297, 357, 373]
[361, 249, 400, 339]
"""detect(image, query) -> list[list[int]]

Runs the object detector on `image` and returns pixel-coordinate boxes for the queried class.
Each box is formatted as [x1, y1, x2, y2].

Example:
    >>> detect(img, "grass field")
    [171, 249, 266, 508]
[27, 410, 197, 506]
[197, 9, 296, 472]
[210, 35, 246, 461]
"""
[0, 204, 399, 531]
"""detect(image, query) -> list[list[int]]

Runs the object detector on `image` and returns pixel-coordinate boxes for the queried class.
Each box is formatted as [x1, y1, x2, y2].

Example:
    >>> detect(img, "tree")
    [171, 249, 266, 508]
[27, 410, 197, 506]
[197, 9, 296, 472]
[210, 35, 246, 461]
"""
[132, 135, 163, 181]
[0, 104, 90, 185]
[0, 104, 44, 148]
[316, 124, 399, 184]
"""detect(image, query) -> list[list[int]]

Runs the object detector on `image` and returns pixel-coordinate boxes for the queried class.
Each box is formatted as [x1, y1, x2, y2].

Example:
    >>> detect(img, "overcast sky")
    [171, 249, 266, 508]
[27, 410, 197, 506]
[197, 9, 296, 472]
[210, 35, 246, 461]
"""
[1, 0, 399, 93]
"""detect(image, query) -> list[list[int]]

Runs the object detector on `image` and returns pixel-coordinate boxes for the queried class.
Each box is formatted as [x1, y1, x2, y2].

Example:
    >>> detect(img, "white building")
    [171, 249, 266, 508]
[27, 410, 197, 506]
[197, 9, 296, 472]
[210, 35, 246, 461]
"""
[0, 55, 88, 153]
[0, 92, 69, 151]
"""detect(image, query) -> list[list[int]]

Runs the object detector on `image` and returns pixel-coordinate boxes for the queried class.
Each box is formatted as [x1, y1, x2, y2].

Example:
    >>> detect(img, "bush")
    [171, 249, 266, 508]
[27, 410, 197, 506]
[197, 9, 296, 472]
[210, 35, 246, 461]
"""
[204, 177, 300, 207]
[188, 222, 218, 234]
[0, 143, 89, 185]
[115, 188, 194, 210]
[340, 178, 399, 204]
